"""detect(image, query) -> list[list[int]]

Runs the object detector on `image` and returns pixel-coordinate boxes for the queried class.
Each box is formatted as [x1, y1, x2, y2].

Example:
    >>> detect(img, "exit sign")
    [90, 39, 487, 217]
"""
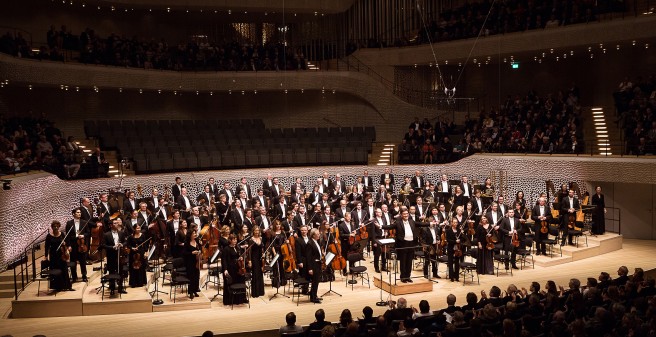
[511, 63, 519, 69]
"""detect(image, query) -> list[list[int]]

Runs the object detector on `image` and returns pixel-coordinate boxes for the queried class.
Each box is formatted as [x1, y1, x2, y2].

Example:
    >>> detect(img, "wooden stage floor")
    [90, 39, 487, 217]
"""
[2, 235, 655, 337]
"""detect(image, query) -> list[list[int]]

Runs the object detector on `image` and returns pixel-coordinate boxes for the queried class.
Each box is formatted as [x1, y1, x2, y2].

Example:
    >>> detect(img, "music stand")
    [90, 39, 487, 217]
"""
[208, 248, 223, 302]
[375, 238, 395, 307]
[147, 244, 166, 305]
[268, 254, 289, 300]
[321, 252, 342, 297]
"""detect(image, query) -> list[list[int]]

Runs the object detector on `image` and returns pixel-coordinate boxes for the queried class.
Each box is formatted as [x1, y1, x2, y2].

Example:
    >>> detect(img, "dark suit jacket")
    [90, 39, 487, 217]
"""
[560, 196, 580, 214]
[383, 218, 429, 243]
[235, 184, 253, 199]
[207, 183, 220, 197]
[485, 210, 504, 226]
[176, 195, 195, 210]
[65, 219, 90, 247]
[361, 176, 374, 192]
[231, 208, 246, 228]
[122, 198, 138, 214]
[251, 195, 269, 210]
[295, 236, 310, 267]
[411, 176, 425, 190]
[292, 213, 309, 229]
[351, 209, 368, 227]
[102, 230, 126, 270]
[338, 219, 355, 241]
[273, 203, 288, 220]
[171, 184, 183, 200]
[459, 182, 474, 197]
[531, 204, 553, 223]
[331, 181, 347, 195]
[262, 179, 274, 197]
[379, 173, 395, 186]
[290, 183, 306, 195]
[500, 216, 525, 246]
[306, 239, 323, 273]
[335, 207, 351, 220]
[255, 215, 271, 231]
[218, 189, 235, 203]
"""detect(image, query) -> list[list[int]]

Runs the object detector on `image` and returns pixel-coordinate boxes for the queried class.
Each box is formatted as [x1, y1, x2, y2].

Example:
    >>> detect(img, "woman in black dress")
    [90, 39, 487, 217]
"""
[476, 217, 495, 275]
[514, 191, 527, 213]
[174, 220, 188, 258]
[218, 225, 231, 250]
[44, 220, 73, 291]
[270, 221, 287, 288]
[184, 229, 201, 299]
[222, 234, 247, 305]
[126, 223, 148, 287]
[249, 226, 265, 298]
[591, 186, 606, 235]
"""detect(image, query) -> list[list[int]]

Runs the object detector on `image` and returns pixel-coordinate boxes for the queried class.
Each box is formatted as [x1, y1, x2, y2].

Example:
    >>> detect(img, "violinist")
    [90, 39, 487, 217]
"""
[500, 209, 521, 270]
[472, 189, 485, 217]
[125, 210, 140, 235]
[102, 218, 127, 295]
[338, 212, 355, 275]
[282, 211, 296, 236]
[269, 220, 287, 288]
[351, 201, 367, 228]
[307, 228, 323, 303]
[370, 208, 387, 273]
[414, 196, 428, 220]
[452, 186, 466, 208]
[513, 201, 528, 226]
[382, 208, 429, 283]
[231, 199, 246, 231]
[446, 218, 461, 282]
[44, 220, 73, 291]
[187, 206, 206, 234]
[476, 217, 495, 275]
[243, 208, 254, 231]
[454, 206, 466, 227]
[531, 197, 552, 256]
[167, 210, 182, 253]
[185, 230, 202, 299]
[560, 189, 579, 246]
[177, 187, 195, 219]
[295, 225, 311, 295]
[97, 193, 113, 227]
[293, 205, 309, 229]
[514, 191, 527, 213]
[173, 219, 188, 258]
[222, 234, 248, 305]
[126, 223, 148, 287]
[249, 226, 266, 298]
[65, 208, 89, 282]
[422, 208, 441, 279]
[485, 202, 503, 226]
[483, 178, 495, 196]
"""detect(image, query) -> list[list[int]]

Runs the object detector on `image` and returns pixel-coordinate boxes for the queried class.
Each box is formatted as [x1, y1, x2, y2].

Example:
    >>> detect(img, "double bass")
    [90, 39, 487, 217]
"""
[330, 224, 347, 272]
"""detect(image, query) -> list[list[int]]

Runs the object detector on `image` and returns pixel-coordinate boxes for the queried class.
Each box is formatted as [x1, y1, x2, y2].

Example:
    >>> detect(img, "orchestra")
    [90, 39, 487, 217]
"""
[41, 171, 597, 304]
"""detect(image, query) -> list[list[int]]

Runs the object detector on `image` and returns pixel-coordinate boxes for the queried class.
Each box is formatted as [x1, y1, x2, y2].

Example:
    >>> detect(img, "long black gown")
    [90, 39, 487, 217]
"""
[475, 225, 494, 275]
[44, 233, 72, 291]
[271, 232, 287, 288]
[222, 245, 247, 305]
[591, 193, 605, 235]
[184, 239, 201, 295]
[249, 237, 265, 298]
[126, 234, 148, 287]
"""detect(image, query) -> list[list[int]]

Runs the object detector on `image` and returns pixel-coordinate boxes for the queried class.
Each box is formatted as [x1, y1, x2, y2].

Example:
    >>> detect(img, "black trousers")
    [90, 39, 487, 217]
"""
[397, 240, 414, 280]
[423, 250, 438, 276]
[373, 242, 387, 271]
[447, 250, 460, 280]
[70, 249, 87, 280]
[309, 266, 320, 300]
[533, 223, 547, 253]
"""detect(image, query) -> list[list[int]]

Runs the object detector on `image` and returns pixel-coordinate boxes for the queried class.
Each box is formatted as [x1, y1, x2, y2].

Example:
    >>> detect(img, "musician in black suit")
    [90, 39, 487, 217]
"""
[351, 202, 368, 227]
[459, 176, 474, 201]
[166, 210, 182, 253]
[122, 191, 139, 214]
[379, 167, 395, 187]
[500, 209, 523, 269]
[295, 225, 311, 294]
[290, 177, 306, 196]
[186, 207, 207, 232]
[334, 199, 351, 221]
[197, 185, 214, 206]
[361, 170, 374, 192]
[273, 196, 288, 221]
[80, 197, 94, 222]
[144, 188, 162, 213]
[560, 189, 580, 245]
[102, 218, 127, 295]
[231, 200, 246, 231]
[485, 202, 503, 227]
[320, 206, 335, 228]
[171, 177, 183, 200]
[281, 211, 296, 235]
[291, 187, 305, 206]
[97, 193, 114, 226]
[471, 189, 486, 216]
[320, 172, 333, 191]
[235, 177, 253, 200]
[370, 208, 387, 273]
[293, 205, 309, 229]
[255, 206, 272, 232]
[219, 182, 235, 206]
[423, 210, 441, 279]
[338, 212, 356, 274]
[176, 188, 195, 219]
[252, 189, 269, 210]
[66, 208, 90, 282]
[207, 177, 220, 197]
[307, 228, 323, 303]
[423, 184, 438, 203]
[410, 170, 425, 192]
[262, 174, 275, 198]
[331, 174, 347, 195]
[531, 197, 552, 255]
[382, 208, 429, 283]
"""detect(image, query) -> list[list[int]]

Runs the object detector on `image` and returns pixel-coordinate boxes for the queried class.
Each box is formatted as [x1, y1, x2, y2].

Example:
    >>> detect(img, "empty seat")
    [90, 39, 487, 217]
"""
[330, 147, 342, 162]
[245, 151, 259, 167]
[270, 148, 283, 165]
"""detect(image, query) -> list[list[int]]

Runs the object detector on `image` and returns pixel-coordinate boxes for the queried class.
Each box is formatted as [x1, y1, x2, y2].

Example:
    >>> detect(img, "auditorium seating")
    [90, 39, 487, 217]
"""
[84, 120, 375, 173]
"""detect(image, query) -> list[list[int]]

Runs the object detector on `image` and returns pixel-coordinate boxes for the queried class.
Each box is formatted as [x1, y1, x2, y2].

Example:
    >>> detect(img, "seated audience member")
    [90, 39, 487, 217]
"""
[279, 312, 304, 335]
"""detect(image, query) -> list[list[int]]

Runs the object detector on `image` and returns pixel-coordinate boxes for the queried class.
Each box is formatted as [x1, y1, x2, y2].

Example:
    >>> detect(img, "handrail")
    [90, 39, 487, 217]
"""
[605, 206, 621, 235]
[11, 228, 48, 299]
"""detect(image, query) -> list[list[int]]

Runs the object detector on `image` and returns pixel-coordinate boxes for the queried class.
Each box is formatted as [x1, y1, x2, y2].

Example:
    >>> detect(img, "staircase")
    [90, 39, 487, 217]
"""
[582, 106, 623, 155]
[75, 139, 134, 177]
[368, 142, 397, 166]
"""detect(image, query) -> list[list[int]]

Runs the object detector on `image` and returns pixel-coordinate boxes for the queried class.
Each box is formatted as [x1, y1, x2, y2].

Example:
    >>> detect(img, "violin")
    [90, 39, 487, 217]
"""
[133, 252, 142, 270]
[77, 235, 88, 253]
[567, 213, 576, 229]
[61, 241, 71, 262]
[512, 231, 520, 247]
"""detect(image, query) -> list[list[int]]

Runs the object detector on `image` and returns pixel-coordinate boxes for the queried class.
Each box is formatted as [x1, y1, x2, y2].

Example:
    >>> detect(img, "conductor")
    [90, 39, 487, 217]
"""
[382, 207, 429, 283]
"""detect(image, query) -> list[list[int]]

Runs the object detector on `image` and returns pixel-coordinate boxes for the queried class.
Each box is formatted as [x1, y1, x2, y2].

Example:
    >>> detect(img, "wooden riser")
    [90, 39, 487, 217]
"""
[373, 276, 433, 295]
[533, 233, 622, 267]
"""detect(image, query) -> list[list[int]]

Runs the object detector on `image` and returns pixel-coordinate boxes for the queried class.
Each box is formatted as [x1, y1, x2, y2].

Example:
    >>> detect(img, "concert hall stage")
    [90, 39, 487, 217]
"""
[10, 233, 623, 319]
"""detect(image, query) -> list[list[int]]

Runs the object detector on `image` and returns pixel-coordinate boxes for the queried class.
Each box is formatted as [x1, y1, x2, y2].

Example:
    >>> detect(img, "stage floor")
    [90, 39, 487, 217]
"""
[3, 235, 655, 337]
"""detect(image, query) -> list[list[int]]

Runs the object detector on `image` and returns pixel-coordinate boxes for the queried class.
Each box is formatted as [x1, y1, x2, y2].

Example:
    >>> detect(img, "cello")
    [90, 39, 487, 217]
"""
[280, 230, 297, 273]
[330, 224, 347, 272]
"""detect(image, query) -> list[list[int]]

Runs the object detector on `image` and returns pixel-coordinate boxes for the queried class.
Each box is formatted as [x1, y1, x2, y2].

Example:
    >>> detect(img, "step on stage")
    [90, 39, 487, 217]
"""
[11, 233, 622, 318]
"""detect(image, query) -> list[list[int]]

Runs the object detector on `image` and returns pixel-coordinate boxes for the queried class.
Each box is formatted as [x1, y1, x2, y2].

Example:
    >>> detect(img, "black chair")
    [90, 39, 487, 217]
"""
[228, 283, 250, 310]
[100, 273, 122, 300]
[517, 238, 534, 269]
[568, 225, 587, 247]
[543, 227, 562, 257]
[493, 253, 513, 276]
[292, 277, 310, 305]
[169, 258, 190, 303]
[346, 252, 370, 290]
[36, 260, 61, 296]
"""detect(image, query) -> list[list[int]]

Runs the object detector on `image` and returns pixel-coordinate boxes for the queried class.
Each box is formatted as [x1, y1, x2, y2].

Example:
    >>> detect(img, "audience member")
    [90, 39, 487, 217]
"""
[279, 312, 304, 335]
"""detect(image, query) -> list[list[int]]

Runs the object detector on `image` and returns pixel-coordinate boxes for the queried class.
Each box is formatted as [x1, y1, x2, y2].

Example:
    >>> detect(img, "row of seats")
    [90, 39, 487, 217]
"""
[132, 147, 370, 172]
[83, 120, 374, 173]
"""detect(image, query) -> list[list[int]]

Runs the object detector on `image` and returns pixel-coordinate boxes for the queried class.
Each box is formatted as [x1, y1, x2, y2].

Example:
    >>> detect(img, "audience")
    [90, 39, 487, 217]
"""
[402, 87, 585, 162]
[280, 312, 304, 335]
[1, 26, 309, 72]
[279, 265, 654, 337]
[613, 75, 656, 155]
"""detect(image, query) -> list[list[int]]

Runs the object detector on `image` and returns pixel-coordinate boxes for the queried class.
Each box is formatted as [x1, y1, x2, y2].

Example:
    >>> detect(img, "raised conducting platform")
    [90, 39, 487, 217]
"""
[373, 276, 433, 295]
